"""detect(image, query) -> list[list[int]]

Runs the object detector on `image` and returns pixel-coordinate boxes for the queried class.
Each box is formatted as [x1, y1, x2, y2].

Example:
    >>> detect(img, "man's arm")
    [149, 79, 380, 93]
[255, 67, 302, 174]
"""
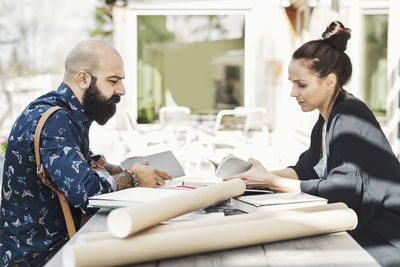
[104, 162, 123, 175]
[91, 156, 173, 189]
[89, 154, 123, 175]
[113, 171, 135, 191]
[40, 111, 116, 211]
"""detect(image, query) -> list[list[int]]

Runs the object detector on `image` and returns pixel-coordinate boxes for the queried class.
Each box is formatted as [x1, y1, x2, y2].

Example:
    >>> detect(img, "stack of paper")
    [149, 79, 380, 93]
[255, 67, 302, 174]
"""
[230, 192, 328, 213]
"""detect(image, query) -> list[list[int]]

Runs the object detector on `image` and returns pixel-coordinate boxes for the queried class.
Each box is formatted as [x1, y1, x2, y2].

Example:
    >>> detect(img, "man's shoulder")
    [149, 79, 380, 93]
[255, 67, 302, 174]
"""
[22, 103, 72, 125]
[21, 89, 69, 116]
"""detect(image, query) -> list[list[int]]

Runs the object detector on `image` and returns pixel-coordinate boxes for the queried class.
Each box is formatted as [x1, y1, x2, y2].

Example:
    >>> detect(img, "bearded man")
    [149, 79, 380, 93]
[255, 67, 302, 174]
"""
[0, 40, 172, 266]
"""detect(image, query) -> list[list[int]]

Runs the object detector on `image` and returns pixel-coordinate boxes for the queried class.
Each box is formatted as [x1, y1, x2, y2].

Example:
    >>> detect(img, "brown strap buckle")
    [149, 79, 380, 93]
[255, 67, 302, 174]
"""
[37, 164, 49, 186]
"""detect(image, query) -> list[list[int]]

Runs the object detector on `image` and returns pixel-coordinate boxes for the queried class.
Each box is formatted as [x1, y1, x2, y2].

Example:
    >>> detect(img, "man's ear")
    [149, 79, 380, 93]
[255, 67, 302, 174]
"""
[76, 71, 91, 90]
[325, 73, 337, 91]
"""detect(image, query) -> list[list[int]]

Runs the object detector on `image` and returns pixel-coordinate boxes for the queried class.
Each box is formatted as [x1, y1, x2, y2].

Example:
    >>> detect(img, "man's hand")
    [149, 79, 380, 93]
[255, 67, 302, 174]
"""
[131, 161, 172, 187]
[89, 158, 107, 172]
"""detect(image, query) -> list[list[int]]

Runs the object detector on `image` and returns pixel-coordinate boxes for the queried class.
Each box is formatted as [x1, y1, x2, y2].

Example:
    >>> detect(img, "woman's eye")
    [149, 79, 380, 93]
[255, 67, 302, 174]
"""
[298, 83, 306, 88]
[110, 80, 117, 84]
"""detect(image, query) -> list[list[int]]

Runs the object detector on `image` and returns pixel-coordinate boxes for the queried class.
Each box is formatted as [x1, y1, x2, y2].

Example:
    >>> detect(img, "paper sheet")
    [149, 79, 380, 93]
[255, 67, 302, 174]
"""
[107, 178, 246, 238]
[120, 150, 185, 178]
[63, 203, 357, 267]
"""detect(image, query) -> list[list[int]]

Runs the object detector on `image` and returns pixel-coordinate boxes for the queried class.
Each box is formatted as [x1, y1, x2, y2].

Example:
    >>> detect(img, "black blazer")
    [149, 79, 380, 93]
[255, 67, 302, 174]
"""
[290, 90, 400, 266]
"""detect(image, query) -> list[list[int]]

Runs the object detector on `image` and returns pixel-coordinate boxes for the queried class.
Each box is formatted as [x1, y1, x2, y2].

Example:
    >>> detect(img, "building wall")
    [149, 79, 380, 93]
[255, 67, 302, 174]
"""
[387, 0, 400, 155]
[161, 39, 244, 110]
[112, 0, 399, 155]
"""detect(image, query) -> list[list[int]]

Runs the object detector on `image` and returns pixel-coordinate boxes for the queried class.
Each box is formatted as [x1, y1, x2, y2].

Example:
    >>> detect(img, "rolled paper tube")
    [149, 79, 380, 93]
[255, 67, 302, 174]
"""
[63, 204, 358, 267]
[107, 178, 246, 238]
[80, 202, 349, 243]
[76, 232, 114, 243]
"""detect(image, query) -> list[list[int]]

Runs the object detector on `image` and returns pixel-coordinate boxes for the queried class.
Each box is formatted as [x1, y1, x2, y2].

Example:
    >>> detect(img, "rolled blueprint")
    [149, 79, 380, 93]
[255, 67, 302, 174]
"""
[79, 202, 349, 243]
[63, 203, 357, 267]
[107, 178, 246, 238]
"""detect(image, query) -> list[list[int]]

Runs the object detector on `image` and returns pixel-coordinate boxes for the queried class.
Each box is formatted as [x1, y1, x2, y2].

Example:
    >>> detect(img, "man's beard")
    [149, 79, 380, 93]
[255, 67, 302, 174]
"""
[82, 76, 121, 125]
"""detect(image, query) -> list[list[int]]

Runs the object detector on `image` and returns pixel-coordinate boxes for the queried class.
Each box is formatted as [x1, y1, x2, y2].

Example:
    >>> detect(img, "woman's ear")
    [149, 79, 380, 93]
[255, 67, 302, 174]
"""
[325, 73, 337, 91]
[76, 71, 91, 90]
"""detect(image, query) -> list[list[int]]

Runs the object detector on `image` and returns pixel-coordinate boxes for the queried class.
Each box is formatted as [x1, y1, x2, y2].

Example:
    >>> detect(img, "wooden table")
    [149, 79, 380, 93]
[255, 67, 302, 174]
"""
[46, 208, 379, 267]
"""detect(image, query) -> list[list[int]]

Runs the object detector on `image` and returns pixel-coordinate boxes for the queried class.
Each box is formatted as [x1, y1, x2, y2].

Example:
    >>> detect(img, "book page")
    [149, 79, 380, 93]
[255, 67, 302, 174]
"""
[214, 154, 251, 178]
[120, 150, 185, 178]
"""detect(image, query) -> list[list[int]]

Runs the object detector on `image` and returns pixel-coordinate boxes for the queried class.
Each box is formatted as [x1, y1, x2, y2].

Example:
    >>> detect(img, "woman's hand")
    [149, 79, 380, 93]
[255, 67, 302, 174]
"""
[223, 158, 272, 188]
[131, 161, 173, 187]
[223, 158, 301, 193]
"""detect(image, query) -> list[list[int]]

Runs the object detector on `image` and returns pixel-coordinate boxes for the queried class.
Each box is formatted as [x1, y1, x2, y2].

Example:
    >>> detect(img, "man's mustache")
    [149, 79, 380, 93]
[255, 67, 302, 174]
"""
[107, 95, 121, 104]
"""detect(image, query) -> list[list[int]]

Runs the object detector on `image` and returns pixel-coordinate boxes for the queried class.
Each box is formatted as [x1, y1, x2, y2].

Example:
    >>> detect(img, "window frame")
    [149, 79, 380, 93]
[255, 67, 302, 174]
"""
[123, 3, 255, 120]
[359, 2, 389, 118]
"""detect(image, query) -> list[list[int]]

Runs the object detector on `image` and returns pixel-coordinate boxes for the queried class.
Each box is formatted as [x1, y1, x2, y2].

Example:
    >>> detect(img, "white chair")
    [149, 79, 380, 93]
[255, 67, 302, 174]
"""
[158, 106, 193, 147]
[241, 107, 267, 135]
[123, 108, 138, 132]
[159, 106, 191, 127]
[214, 109, 247, 133]
[210, 109, 248, 152]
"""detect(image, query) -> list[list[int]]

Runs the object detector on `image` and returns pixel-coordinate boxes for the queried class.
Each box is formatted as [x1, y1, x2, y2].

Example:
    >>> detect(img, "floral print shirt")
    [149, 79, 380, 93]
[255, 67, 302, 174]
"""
[0, 82, 116, 265]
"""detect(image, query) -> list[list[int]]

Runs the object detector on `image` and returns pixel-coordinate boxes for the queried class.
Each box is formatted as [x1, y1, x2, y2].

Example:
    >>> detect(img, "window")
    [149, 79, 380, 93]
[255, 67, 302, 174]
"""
[361, 13, 388, 116]
[136, 15, 245, 123]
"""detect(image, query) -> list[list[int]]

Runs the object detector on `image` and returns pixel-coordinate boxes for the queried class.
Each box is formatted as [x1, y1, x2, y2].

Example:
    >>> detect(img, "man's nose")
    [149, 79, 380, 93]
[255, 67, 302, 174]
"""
[116, 82, 125, 96]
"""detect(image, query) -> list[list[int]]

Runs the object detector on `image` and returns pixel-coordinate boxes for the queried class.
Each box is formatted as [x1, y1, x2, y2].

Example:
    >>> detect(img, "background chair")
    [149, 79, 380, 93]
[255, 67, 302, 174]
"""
[214, 109, 247, 133]
[239, 107, 268, 136]
[158, 106, 194, 147]
[159, 106, 192, 127]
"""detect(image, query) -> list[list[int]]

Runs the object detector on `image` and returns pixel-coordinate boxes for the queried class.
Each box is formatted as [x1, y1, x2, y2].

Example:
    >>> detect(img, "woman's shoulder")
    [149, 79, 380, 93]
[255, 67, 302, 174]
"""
[331, 90, 379, 126]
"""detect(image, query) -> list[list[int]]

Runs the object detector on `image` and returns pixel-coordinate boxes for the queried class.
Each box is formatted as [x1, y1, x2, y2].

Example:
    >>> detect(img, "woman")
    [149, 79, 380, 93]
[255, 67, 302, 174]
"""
[225, 21, 400, 266]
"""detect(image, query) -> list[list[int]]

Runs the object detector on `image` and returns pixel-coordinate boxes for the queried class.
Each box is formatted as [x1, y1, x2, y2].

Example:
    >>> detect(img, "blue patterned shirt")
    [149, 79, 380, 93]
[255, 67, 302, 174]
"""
[0, 82, 116, 265]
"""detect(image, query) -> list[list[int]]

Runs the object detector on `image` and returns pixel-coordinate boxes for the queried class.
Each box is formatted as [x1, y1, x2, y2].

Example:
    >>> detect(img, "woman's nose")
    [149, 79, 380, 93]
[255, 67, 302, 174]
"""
[290, 86, 298, 97]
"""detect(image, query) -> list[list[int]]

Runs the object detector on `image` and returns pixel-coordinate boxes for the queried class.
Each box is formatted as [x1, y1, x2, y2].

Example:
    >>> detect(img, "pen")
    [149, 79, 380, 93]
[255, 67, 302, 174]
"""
[176, 185, 197, 189]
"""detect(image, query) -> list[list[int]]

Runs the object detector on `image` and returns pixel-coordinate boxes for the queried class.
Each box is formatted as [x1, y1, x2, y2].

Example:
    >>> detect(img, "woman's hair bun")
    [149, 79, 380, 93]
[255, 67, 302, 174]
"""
[321, 21, 351, 52]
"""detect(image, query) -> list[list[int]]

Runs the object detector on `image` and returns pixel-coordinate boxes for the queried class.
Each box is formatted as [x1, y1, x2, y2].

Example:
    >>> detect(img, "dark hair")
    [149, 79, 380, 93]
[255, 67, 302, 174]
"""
[292, 21, 352, 90]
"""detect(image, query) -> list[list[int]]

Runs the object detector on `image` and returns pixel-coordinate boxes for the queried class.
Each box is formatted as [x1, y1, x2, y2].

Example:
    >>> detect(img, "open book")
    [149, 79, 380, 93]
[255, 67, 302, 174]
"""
[211, 154, 251, 178]
[120, 150, 185, 178]
[231, 192, 327, 213]
[210, 154, 272, 195]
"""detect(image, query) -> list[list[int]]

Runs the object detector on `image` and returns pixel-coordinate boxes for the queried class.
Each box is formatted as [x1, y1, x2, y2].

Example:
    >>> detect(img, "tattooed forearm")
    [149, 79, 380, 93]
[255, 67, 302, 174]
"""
[104, 163, 123, 175]
[113, 171, 134, 191]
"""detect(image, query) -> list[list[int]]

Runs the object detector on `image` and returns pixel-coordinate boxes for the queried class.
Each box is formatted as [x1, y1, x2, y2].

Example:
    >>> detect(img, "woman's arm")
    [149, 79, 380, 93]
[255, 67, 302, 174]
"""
[272, 168, 299, 179]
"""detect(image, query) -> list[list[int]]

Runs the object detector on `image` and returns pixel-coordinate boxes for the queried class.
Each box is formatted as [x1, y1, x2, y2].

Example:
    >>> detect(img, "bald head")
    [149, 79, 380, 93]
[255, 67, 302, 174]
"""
[62, 39, 125, 106]
[64, 39, 120, 80]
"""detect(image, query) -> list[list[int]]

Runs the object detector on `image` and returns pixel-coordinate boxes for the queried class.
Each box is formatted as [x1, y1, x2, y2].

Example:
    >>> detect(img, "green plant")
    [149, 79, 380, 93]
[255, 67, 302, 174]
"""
[0, 136, 7, 153]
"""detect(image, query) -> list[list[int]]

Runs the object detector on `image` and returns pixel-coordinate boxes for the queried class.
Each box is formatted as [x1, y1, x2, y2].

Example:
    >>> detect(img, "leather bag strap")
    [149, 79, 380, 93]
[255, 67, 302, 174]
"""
[34, 106, 77, 238]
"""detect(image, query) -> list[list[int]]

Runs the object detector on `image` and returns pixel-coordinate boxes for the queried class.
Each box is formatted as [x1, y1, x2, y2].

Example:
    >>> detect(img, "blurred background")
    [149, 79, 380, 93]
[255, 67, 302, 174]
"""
[0, 0, 399, 177]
